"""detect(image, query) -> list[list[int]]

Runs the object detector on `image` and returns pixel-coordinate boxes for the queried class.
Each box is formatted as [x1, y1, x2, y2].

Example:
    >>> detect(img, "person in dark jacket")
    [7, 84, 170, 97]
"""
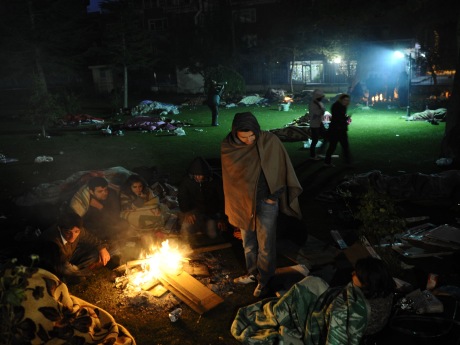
[70, 176, 127, 239]
[41, 211, 111, 282]
[324, 94, 352, 167]
[207, 80, 225, 126]
[178, 157, 225, 240]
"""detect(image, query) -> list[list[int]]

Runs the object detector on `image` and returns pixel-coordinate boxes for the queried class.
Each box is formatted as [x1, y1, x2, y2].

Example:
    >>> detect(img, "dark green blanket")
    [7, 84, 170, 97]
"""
[231, 276, 369, 345]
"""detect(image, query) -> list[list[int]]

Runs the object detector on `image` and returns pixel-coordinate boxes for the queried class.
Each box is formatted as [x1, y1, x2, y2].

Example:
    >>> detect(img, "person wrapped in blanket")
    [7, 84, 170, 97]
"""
[231, 257, 395, 345]
[70, 176, 128, 240]
[0, 262, 136, 344]
[119, 174, 170, 231]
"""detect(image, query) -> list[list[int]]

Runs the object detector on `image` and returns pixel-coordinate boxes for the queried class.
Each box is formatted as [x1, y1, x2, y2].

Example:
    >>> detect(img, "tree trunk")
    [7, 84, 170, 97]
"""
[289, 49, 295, 94]
[123, 64, 128, 109]
[28, 0, 47, 91]
[440, 10, 460, 161]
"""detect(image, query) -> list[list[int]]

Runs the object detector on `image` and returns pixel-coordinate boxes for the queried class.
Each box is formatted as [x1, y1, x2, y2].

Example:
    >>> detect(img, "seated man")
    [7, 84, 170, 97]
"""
[178, 157, 225, 240]
[41, 211, 111, 282]
[70, 176, 126, 239]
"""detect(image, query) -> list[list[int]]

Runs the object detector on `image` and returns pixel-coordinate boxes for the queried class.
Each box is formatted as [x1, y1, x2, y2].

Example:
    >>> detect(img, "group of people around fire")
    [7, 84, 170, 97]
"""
[8, 92, 398, 344]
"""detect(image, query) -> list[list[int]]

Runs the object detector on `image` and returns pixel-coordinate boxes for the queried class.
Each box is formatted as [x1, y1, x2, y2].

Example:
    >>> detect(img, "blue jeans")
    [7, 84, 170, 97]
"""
[240, 199, 278, 287]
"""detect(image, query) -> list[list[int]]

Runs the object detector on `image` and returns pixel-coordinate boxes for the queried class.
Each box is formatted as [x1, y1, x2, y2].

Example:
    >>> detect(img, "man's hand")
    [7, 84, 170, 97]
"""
[184, 213, 197, 225]
[217, 220, 227, 232]
[233, 229, 242, 240]
[264, 198, 277, 205]
[90, 198, 104, 210]
[99, 248, 111, 266]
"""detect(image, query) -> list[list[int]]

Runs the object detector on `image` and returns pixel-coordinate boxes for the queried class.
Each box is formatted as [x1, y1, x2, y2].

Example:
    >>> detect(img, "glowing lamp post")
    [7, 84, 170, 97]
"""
[394, 50, 411, 117]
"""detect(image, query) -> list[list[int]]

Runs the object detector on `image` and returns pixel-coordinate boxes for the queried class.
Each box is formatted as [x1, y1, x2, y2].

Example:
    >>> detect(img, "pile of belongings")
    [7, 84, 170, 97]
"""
[131, 100, 180, 116]
[406, 108, 447, 123]
[238, 94, 269, 106]
[270, 112, 332, 142]
[122, 116, 184, 132]
[56, 114, 104, 126]
[321, 170, 460, 203]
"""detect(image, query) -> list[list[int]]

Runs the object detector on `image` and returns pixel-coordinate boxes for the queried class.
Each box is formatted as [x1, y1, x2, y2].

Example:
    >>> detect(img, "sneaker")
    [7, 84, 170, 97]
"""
[253, 283, 268, 298]
[324, 163, 335, 167]
[233, 274, 256, 284]
[309, 156, 321, 161]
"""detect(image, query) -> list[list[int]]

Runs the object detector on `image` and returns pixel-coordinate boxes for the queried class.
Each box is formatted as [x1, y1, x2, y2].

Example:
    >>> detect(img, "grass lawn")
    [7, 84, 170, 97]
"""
[0, 103, 445, 199]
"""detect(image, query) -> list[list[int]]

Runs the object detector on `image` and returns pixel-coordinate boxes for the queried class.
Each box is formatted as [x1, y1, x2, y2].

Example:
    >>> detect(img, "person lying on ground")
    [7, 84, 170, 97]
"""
[70, 176, 127, 239]
[178, 157, 226, 240]
[40, 211, 114, 283]
[231, 257, 395, 344]
[119, 174, 170, 230]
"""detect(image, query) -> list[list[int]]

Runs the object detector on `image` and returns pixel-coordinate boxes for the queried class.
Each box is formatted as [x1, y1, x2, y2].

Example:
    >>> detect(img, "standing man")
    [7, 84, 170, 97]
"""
[207, 80, 225, 126]
[308, 89, 326, 160]
[221, 112, 302, 297]
[324, 94, 352, 167]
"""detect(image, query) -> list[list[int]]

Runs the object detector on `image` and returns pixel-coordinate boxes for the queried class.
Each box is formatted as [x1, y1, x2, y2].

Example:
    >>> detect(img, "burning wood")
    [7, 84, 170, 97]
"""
[114, 239, 227, 314]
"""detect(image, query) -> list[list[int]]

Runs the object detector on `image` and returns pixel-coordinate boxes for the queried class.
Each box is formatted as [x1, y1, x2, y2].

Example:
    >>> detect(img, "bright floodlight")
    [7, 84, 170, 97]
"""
[393, 51, 405, 59]
[332, 56, 342, 64]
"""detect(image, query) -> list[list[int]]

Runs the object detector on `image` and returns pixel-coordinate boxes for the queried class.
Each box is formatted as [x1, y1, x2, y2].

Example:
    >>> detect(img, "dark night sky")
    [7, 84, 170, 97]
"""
[87, 0, 102, 13]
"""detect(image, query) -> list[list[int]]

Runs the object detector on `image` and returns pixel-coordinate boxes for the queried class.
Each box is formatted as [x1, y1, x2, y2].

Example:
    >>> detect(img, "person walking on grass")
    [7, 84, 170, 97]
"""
[308, 89, 327, 160]
[221, 112, 303, 297]
[324, 94, 352, 167]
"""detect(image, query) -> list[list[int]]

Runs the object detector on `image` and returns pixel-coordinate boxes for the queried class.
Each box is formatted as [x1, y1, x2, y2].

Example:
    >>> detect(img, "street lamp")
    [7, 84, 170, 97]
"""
[394, 50, 411, 117]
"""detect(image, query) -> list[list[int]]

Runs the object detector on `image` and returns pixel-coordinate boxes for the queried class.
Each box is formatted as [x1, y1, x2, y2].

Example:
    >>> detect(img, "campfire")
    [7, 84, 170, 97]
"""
[129, 240, 187, 288]
[114, 240, 226, 315]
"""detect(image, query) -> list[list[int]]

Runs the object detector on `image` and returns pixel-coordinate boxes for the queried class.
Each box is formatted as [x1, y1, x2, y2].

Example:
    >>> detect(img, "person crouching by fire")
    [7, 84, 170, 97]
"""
[178, 157, 226, 242]
[41, 211, 114, 283]
[221, 112, 303, 297]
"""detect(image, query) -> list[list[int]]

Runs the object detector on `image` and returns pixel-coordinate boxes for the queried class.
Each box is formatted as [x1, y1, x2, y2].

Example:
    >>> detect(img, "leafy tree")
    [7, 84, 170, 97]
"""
[441, 8, 460, 162]
[99, 0, 158, 109]
[28, 76, 63, 137]
[0, 0, 90, 88]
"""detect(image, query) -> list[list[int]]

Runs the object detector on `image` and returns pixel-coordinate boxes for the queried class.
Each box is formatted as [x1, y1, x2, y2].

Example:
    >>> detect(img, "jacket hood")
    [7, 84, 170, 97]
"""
[313, 89, 325, 99]
[188, 157, 212, 176]
[231, 112, 261, 141]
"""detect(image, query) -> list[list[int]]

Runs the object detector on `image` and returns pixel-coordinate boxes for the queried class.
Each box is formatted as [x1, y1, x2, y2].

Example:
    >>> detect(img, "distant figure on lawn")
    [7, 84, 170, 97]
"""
[207, 80, 225, 126]
[221, 112, 303, 297]
[308, 89, 327, 160]
[70, 176, 127, 239]
[324, 94, 352, 167]
[41, 211, 112, 283]
[178, 157, 225, 241]
[120, 174, 170, 231]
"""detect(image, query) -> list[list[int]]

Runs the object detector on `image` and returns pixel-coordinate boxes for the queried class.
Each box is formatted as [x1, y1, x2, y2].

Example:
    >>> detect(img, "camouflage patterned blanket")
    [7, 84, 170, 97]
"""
[231, 276, 369, 345]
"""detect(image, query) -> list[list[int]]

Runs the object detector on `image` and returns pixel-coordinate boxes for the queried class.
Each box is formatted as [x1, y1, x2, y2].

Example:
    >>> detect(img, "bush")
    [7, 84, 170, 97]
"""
[354, 188, 405, 245]
[204, 66, 246, 99]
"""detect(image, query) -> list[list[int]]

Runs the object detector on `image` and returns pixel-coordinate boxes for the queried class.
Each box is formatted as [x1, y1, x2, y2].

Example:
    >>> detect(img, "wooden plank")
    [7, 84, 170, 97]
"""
[141, 278, 159, 291]
[183, 262, 210, 277]
[149, 284, 168, 298]
[159, 270, 223, 314]
[191, 242, 232, 255]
